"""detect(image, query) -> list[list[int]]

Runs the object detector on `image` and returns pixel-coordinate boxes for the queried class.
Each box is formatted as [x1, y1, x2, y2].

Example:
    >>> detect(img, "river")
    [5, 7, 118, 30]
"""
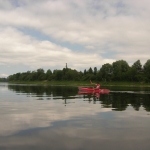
[0, 83, 150, 150]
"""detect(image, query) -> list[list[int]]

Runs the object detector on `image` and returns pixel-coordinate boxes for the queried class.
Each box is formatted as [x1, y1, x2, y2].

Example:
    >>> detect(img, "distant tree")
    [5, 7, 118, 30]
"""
[65, 69, 79, 80]
[112, 60, 129, 81]
[0, 78, 7, 82]
[100, 63, 113, 81]
[132, 60, 142, 71]
[129, 60, 143, 82]
[31, 71, 37, 81]
[84, 69, 87, 75]
[94, 67, 97, 75]
[62, 68, 69, 80]
[96, 69, 102, 81]
[78, 71, 83, 81]
[55, 70, 63, 80]
[37, 68, 46, 80]
[127, 67, 137, 81]
[143, 59, 150, 82]
[25, 71, 32, 81]
[7, 59, 148, 82]
[88, 67, 93, 74]
[46, 69, 52, 81]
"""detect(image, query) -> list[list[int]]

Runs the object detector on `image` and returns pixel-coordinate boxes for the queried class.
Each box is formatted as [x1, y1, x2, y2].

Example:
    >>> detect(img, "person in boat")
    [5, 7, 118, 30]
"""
[90, 80, 100, 89]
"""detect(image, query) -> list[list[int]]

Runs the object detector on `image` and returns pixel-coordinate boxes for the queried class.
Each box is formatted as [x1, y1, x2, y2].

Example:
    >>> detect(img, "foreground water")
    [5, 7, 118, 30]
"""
[0, 83, 150, 150]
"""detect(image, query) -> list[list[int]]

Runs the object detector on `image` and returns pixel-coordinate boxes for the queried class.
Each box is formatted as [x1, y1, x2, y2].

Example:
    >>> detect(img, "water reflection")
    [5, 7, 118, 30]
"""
[8, 84, 78, 99]
[78, 91, 150, 112]
[0, 83, 150, 150]
[6, 84, 150, 112]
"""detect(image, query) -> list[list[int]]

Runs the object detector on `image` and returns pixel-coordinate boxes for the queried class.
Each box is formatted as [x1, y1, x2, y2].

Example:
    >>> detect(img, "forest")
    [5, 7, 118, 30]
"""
[0, 78, 7, 82]
[7, 59, 150, 82]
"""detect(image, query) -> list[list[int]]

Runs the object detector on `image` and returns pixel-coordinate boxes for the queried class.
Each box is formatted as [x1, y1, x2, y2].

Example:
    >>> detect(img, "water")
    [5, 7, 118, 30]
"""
[0, 83, 150, 150]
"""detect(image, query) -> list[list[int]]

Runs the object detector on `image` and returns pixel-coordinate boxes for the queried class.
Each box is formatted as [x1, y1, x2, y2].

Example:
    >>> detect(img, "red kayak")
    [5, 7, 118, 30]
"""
[78, 87, 110, 94]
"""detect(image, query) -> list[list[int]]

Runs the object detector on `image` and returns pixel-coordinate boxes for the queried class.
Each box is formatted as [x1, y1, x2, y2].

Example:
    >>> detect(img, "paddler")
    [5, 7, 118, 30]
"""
[90, 80, 100, 89]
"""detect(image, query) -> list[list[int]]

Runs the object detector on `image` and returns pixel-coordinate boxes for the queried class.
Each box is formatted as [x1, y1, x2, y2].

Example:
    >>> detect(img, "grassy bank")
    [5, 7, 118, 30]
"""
[8, 81, 150, 87]
[8, 80, 90, 86]
[101, 81, 150, 87]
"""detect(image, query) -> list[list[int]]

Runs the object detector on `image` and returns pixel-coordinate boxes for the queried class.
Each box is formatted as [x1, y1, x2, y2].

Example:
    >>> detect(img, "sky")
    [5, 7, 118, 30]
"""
[0, 0, 150, 77]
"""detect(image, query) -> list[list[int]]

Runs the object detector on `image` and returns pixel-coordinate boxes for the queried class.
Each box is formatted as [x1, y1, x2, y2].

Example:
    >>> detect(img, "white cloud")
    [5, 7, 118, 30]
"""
[0, 74, 8, 77]
[0, 0, 150, 74]
[0, 27, 114, 72]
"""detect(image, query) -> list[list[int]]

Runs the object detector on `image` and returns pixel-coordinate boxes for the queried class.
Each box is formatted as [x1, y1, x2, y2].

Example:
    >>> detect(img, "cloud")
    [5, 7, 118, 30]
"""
[0, 27, 114, 72]
[0, 74, 8, 77]
[0, 0, 150, 75]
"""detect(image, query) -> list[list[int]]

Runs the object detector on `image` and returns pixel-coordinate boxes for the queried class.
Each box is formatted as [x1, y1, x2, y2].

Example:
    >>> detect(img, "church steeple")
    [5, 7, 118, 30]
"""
[66, 63, 67, 69]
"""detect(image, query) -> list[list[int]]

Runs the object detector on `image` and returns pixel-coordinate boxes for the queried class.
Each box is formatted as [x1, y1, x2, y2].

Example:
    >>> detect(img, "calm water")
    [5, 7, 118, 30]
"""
[0, 83, 150, 150]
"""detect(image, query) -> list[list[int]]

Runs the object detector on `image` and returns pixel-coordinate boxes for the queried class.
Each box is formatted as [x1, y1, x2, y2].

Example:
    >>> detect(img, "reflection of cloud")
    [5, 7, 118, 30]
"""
[0, 94, 150, 149]
[0, 116, 150, 150]
[0, 98, 112, 136]
[1, 84, 150, 150]
[0, 96, 149, 137]
[0, 83, 8, 92]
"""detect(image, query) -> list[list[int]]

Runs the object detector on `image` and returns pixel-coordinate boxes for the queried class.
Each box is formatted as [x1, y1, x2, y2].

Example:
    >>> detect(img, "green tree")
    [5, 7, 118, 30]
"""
[65, 69, 79, 80]
[88, 67, 93, 74]
[37, 68, 46, 80]
[62, 68, 69, 80]
[0, 78, 7, 82]
[55, 70, 63, 80]
[143, 59, 150, 82]
[94, 67, 97, 75]
[127, 67, 137, 81]
[100, 63, 113, 81]
[126, 60, 144, 82]
[46, 69, 52, 81]
[132, 60, 142, 71]
[112, 60, 129, 81]
[84, 69, 87, 75]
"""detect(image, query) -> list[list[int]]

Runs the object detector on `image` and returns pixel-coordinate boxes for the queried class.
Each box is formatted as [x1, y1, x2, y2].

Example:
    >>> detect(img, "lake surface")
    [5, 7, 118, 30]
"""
[0, 82, 150, 150]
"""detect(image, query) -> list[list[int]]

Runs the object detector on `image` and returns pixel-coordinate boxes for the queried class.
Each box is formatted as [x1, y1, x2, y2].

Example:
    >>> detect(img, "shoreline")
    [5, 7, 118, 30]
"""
[6, 81, 150, 87]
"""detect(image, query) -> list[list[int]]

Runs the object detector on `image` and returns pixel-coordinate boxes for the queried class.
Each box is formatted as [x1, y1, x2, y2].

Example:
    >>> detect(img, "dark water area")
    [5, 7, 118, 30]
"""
[0, 83, 150, 150]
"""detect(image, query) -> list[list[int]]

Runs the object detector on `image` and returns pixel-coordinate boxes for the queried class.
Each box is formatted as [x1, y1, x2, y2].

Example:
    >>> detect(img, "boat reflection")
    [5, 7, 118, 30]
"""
[78, 90, 101, 104]
[78, 87, 110, 103]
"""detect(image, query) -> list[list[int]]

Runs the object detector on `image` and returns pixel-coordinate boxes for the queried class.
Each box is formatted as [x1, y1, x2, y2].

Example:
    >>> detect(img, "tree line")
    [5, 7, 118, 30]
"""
[0, 78, 7, 82]
[7, 59, 150, 82]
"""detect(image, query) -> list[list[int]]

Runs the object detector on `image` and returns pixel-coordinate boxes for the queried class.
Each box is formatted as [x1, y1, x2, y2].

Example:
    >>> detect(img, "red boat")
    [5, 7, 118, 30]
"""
[78, 87, 110, 94]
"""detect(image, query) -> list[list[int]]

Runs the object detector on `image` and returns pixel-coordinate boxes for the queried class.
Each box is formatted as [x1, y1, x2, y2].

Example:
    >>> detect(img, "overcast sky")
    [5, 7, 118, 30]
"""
[0, 0, 150, 77]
